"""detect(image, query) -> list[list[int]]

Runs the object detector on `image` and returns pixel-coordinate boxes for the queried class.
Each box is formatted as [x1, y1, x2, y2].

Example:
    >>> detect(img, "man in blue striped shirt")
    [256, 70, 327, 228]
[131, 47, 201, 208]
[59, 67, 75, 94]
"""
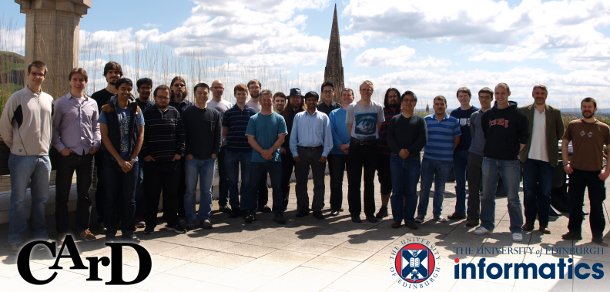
[415, 95, 461, 223]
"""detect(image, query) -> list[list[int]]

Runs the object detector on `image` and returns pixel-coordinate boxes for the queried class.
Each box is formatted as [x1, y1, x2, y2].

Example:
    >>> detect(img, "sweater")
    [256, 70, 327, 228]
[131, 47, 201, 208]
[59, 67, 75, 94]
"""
[481, 101, 529, 160]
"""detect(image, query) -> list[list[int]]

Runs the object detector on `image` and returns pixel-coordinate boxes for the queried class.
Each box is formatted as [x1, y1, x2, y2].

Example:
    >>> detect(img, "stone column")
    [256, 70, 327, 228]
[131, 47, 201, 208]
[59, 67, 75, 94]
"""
[15, 0, 91, 98]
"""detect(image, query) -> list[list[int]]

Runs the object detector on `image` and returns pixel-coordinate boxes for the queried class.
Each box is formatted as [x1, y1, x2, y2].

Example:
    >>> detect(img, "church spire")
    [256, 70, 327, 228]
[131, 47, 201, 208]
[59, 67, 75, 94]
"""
[324, 3, 344, 103]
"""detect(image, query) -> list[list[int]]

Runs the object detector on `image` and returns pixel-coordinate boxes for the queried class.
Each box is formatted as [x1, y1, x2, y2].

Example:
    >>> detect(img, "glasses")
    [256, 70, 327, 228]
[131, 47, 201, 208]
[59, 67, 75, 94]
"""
[173, 83, 185, 87]
[30, 72, 45, 77]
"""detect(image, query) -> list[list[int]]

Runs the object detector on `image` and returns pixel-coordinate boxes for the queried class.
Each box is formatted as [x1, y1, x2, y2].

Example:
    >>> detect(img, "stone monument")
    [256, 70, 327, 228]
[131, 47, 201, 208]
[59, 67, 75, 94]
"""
[323, 4, 344, 103]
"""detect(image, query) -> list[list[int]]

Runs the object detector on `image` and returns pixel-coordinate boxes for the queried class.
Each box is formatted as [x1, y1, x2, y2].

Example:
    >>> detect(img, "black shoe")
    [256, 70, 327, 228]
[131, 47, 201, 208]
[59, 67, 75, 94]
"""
[219, 204, 232, 214]
[465, 220, 479, 227]
[366, 216, 378, 223]
[391, 221, 402, 228]
[258, 205, 272, 213]
[561, 232, 582, 240]
[144, 226, 154, 234]
[447, 213, 466, 220]
[105, 233, 117, 243]
[229, 209, 242, 218]
[592, 237, 608, 246]
[330, 209, 340, 216]
[244, 213, 256, 223]
[351, 214, 362, 223]
[405, 221, 418, 230]
[538, 226, 550, 234]
[375, 206, 388, 219]
[522, 222, 534, 232]
[273, 213, 287, 224]
[167, 224, 186, 234]
[121, 233, 140, 242]
[296, 210, 310, 217]
[313, 211, 325, 219]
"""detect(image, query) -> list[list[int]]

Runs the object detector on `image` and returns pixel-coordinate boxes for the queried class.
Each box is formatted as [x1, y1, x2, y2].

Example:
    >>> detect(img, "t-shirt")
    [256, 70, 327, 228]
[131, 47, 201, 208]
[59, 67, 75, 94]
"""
[207, 99, 233, 115]
[563, 119, 610, 171]
[245, 112, 287, 163]
[450, 106, 478, 151]
[346, 101, 384, 141]
[99, 105, 145, 159]
[91, 88, 114, 113]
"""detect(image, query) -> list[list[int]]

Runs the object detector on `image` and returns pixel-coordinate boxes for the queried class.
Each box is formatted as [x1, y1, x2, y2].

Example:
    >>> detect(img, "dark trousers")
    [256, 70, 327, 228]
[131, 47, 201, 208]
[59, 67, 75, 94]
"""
[143, 161, 179, 228]
[281, 151, 296, 207]
[294, 146, 326, 212]
[93, 153, 106, 224]
[466, 153, 483, 222]
[217, 148, 229, 206]
[523, 159, 553, 228]
[102, 156, 138, 236]
[328, 154, 347, 211]
[453, 149, 469, 215]
[567, 168, 606, 238]
[176, 159, 186, 218]
[242, 162, 285, 214]
[377, 153, 392, 195]
[347, 142, 378, 217]
[257, 173, 269, 209]
[134, 164, 145, 220]
[55, 153, 94, 234]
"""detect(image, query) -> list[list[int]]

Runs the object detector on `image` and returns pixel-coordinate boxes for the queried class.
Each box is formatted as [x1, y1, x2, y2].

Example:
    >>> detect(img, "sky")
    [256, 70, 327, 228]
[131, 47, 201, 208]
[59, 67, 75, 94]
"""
[1, 0, 610, 109]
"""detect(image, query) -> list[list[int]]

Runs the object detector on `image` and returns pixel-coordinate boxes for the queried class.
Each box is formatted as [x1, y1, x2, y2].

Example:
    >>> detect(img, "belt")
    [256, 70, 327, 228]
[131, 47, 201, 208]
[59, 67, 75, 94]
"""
[350, 138, 377, 146]
[297, 145, 323, 150]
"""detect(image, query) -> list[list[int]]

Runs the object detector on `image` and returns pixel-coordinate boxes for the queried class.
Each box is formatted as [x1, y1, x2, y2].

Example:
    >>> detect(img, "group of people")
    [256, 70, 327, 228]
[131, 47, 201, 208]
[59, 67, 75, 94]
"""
[1, 60, 608, 250]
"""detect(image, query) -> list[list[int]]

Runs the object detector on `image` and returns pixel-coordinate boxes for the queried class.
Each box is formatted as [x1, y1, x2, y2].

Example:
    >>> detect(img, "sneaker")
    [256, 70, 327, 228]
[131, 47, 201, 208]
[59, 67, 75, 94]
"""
[512, 232, 523, 242]
[522, 222, 534, 232]
[200, 219, 213, 229]
[313, 211, 325, 220]
[447, 213, 466, 220]
[219, 204, 232, 213]
[167, 224, 186, 234]
[375, 206, 388, 219]
[79, 229, 97, 241]
[414, 217, 424, 224]
[273, 213, 287, 225]
[404, 221, 418, 230]
[561, 232, 582, 240]
[257, 205, 272, 213]
[465, 220, 479, 227]
[330, 209, 340, 216]
[473, 226, 491, 235]
[434, 216, 448, 223]
[391, 221, 402, 228]
[351, 214, 362, 223]
[135, 221, 146, 229]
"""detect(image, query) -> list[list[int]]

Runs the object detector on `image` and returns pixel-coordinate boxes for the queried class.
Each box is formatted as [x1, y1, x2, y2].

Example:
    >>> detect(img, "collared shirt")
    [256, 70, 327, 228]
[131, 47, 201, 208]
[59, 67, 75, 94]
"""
[223, 104, 256, 151]
[136, 98, 155, 113]
[52, 93, 101, 155]
[289, 110, 333, 157]
[329, 107, 350, 155]
[423, 113, 461, 161]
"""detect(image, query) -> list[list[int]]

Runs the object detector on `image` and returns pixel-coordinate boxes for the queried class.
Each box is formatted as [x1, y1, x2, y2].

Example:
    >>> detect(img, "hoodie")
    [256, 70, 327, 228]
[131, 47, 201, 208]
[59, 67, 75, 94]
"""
[481, 101, 529, 160]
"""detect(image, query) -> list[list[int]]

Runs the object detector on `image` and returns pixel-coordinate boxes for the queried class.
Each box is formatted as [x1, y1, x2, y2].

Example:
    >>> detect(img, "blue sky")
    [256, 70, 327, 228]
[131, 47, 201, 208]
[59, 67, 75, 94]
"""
[2, 0, 610, 109]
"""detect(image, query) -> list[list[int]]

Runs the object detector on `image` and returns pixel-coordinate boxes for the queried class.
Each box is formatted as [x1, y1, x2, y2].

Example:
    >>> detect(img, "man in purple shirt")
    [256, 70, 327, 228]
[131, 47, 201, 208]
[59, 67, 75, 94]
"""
[52, 68, 101, 242]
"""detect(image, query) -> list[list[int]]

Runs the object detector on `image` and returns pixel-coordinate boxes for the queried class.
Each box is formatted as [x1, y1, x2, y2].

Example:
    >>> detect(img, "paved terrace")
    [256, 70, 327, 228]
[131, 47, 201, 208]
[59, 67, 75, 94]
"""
[0, 175, 609, 291]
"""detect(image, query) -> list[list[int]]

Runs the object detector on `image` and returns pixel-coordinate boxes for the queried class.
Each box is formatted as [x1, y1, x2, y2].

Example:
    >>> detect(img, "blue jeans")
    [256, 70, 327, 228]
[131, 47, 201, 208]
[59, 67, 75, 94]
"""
[184, 157, 215, 222]
[390, 155, 421, 222]
[453, 149, 468, 215]
[417, 158, 452, 219]
[8, 154, 51, 245]
[480, 158, 523, 233]
[224, 150, 252, 210]
[522, 159, 553, 228]
[242, 161, 284, 214]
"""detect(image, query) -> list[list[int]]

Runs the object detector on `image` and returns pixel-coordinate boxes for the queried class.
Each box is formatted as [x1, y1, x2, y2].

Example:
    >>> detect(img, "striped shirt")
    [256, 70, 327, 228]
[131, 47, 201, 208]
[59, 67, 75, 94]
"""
[223, 104, 256, 151]
[141, 105, 185, 162]
[423, 114, 461, 161]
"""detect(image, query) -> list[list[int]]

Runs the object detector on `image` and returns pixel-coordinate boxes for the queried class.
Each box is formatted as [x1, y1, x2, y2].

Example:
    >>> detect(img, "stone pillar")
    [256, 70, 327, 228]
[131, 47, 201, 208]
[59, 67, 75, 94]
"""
[15, 0, 91, 98]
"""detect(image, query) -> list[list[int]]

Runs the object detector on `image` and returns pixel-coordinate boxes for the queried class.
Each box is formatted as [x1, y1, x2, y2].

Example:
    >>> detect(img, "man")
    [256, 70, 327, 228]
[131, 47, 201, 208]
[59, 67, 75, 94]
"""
[290, 91, 333, 219]
[169, 76, 192, 220]
[346, 80, 384, 223]
[317, 81, 340, 116]
[99, 78, 144, 242]
[415, 96, 461, 223]
[273, 91, 287, 113]
[449, 87, 478, 221]
[208, 80, 233, 213]
[243, 90, 288, 224]
[134, 77, 154, 229]
[466, 87, 494, 227]
[246, 79, 270, 212]
[328, 88, 354, 216]
[183, 83, 221, 230]
[375, 88, 401, 219]
[387, 91, 426, 229]
[474, 83, 528, 242]
[223, 84, 256, 218]
[0, 60, 53, 250]
[52, 67, 100, 242]
[141, 85, 185, 234]
[280, 88, 305, 209]
[90, 61, 123, 229]
[561, 97, 610, 245]
[519, 85, 563, 234]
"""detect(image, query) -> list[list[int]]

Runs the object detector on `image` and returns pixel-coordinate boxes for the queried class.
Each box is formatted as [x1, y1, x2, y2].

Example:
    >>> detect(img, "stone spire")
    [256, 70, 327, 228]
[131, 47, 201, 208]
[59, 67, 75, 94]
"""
[324, 3, 344, 103]
[15, 0, 91, 98]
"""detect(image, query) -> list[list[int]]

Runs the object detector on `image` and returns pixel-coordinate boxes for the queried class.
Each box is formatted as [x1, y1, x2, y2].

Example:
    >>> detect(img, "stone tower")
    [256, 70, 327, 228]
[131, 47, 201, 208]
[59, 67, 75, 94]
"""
[15, 0, 91, 98]
[324, 4, 344, 103]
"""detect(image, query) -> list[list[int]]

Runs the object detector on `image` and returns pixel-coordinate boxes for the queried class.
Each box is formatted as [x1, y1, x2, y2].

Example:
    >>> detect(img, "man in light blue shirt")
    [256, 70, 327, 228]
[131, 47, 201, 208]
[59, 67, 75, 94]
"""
[290, 91, 333, 219]
[328, 88, 354, 216]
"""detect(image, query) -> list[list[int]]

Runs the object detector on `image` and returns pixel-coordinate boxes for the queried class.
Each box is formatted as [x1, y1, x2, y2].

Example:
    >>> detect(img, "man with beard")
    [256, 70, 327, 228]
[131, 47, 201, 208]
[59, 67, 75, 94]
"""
[136, 78, 155, 112]
[561, 97, 610, 245]
[375, 88, 401, 219]
[208, 80, 233, 213]
[280, 88, 305, 209]
[246, 79, 271, 213]
[519, 85, 563, 234]
[273, 92, 287, 113]
[90, 61, 123, 231]
[448, 87, 478, 221]
[169, 76, 192, 220]
[317, 81, 340, 116]
[328, 88, 354, 216]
